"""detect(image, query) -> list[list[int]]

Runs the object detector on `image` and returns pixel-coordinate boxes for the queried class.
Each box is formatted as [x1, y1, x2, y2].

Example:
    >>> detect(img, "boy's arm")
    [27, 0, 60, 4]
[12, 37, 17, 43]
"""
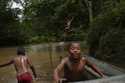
[54, 58, 66, 83]
[86, 59, 104, 77]
[27, 58, 37, 78]
[0, 60, 13, 67]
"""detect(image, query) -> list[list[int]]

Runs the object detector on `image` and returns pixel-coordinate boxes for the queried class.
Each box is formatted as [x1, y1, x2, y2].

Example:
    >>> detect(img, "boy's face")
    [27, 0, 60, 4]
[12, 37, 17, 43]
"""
[69, 43, 81, 59]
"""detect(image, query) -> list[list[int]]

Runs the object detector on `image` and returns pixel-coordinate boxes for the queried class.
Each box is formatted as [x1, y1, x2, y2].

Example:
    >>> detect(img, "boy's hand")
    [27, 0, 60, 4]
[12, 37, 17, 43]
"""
[102, 75, 108, 78]
[35, 77, 40, 81]
[58, 78, 67, 83]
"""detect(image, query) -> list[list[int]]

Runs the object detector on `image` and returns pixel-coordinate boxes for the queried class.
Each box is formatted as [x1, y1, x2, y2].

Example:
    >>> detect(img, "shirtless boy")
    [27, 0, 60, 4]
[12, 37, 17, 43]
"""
[54, 42, 105, 83]
[0, 47, 37, 83]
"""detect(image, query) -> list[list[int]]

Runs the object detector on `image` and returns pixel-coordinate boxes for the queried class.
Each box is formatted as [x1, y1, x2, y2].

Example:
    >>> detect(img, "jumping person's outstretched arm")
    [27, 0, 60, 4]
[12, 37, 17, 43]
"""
[27, 57, 37, 78]
[86, 59, 105, 77]
[0, 60, 13, 67]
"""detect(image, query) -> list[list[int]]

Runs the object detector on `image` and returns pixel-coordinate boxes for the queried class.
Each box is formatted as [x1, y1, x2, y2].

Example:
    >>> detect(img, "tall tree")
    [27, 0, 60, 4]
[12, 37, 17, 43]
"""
[0, 0, 31, 46]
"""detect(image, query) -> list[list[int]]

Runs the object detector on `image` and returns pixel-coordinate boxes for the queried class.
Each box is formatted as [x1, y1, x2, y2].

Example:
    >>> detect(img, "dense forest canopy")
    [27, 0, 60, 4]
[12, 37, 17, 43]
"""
[87, 0, 125, 66]
[0, 0, 122, 45]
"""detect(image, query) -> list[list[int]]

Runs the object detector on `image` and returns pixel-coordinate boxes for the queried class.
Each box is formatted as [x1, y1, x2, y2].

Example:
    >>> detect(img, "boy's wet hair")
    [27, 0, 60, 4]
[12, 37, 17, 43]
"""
[17, 47, 25, 55]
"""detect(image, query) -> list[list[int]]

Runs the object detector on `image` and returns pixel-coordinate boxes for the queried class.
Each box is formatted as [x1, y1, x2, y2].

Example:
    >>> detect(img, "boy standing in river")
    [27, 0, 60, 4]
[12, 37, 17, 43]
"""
[54, 42, 105, 83]
[0, 47, 37, 83]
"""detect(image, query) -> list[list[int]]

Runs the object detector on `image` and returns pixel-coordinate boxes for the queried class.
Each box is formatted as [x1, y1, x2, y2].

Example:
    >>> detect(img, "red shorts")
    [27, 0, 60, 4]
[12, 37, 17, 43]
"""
[17, 72, 32, 83]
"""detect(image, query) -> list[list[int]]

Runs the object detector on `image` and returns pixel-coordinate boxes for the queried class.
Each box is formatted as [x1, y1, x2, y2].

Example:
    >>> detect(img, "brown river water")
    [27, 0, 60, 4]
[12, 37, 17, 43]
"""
[0, 43, 68, 83]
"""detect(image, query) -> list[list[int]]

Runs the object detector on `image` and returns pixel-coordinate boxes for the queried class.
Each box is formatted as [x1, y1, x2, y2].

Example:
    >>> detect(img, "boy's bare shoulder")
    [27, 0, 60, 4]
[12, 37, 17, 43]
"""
[82, 56, 86, 60]
[81, 56, 87, 62]
[61, 57, 69, 64]
[24, 56, 28, 59]
[14, 56, 28, 61]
